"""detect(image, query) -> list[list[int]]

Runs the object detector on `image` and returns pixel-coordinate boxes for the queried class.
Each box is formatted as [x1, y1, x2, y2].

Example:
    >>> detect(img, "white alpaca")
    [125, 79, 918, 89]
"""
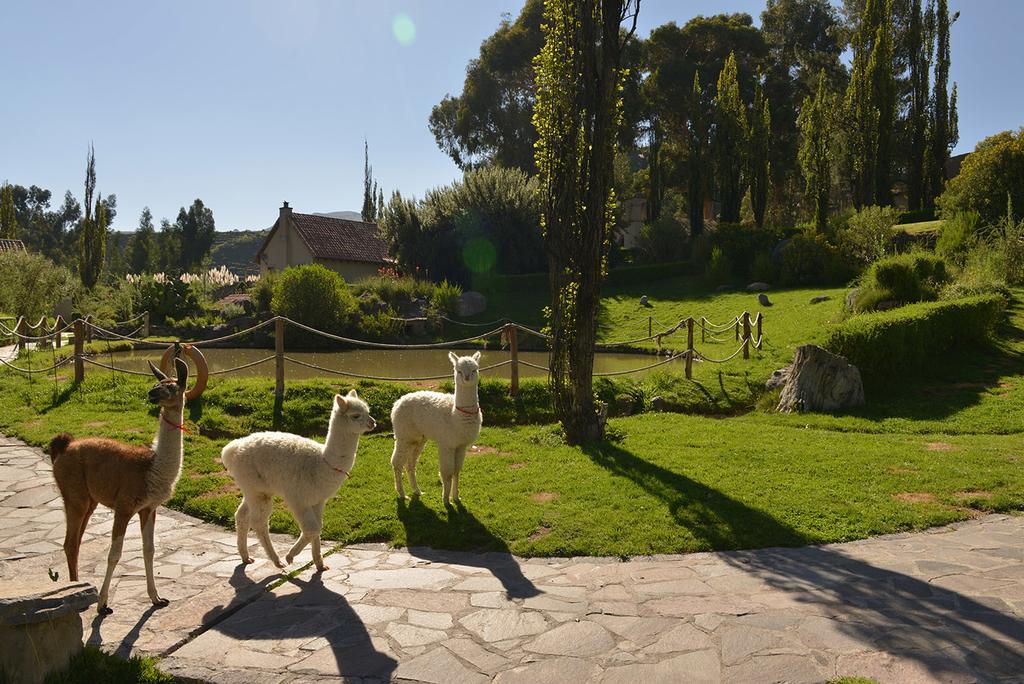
[221, 390, 375, 571]
[391, 351, 483, 505]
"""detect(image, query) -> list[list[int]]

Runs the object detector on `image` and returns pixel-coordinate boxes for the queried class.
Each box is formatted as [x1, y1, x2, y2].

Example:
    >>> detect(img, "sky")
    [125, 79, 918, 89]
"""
[1, 0, 1019, 232]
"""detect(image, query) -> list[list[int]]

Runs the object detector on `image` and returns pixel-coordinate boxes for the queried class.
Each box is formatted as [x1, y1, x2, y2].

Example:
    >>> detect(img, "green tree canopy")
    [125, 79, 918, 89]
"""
[176, 199, 215, 271]
[937, 129, 1024, 226]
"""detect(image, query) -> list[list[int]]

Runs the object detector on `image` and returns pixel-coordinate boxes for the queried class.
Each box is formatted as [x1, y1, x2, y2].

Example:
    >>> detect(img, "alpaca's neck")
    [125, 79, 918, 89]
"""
[151, 403, 185, 489]
[454, 381, 479, 410]
[323, 423, 358, 472]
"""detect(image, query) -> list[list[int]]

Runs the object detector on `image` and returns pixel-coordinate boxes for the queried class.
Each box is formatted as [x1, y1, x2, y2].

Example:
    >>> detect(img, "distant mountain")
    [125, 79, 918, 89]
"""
[315, 210, 364, 221]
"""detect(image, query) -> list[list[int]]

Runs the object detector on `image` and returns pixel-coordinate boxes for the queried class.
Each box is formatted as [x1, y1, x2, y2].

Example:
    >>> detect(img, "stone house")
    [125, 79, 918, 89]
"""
[255, 202, 391, 282]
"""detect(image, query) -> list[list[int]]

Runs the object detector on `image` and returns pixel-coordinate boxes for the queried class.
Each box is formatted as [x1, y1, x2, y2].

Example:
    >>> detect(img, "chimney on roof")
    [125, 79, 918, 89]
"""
[280, 201, 292, 222]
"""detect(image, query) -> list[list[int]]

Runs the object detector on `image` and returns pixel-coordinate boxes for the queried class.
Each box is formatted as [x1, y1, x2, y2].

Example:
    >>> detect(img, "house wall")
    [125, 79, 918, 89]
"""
[315, 258, 380, 283]
[258, 218, 315, 274]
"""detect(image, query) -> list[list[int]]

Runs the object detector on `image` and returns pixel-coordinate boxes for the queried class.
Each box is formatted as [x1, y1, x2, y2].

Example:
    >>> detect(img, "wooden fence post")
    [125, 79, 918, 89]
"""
[275, 317, 285, 398]
[74, 319, 84, 383]
[742, 312, 751, 360]
[507, 323, 520, 396]
[685, 317, 694, 380]
[756, 313, 763, 350]
[701, 317, 705, 344]
[16, 317, 26, 352]
[648, 316, 652, 339]
[734, 318, 740, 341]
[143, 311, 151, 338]
[54, 316, 63, 348]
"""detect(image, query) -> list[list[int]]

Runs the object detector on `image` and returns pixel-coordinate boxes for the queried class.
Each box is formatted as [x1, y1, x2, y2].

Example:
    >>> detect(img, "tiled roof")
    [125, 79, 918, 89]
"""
[0, 239, 26, 254]
[290, 212, 389, 264]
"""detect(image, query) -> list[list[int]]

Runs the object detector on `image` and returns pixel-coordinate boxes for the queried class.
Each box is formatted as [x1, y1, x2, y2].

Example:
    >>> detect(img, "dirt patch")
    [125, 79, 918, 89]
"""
[83, 421, 108, 428]
[887, 467, 918, 475]
[926, 442, 956, 452]
[528, 524, 552, 542]
[508, 462, 527, 470]
[195, 482, 240, 500]
[954, 490, 994, 500]
[530, 492, 560, 504]
[893, 492, 937, 504]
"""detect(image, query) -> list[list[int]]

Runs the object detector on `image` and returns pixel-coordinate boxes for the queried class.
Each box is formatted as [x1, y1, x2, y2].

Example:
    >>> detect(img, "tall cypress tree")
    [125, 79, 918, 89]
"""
[798, 72, 835, 233]
[926, 0, 958, 204]
[714, 53, 747, 224]
[78, 145, 106, 288]
[844, 0, 894, 208]
[361, 139, 379, 222]
[0, 184, 17, 239]
[748, 77, 771, 229]
[905, 0, 930, 210]
[687, 72, 709, 236]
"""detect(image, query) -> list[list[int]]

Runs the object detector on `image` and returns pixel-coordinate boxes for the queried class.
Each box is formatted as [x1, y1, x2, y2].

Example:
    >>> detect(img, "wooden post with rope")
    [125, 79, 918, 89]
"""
[16, 317, 26, 352]
[648, 316, 652, 339]
[507, 323, 519, 397]
[685, 317, 694, 380]
[73, 319, 84, 384]
[734, 318, 740, 341]
[756, 313, 763, 350]
[275, 317, 285, 398]
[742, 312, 751, 360]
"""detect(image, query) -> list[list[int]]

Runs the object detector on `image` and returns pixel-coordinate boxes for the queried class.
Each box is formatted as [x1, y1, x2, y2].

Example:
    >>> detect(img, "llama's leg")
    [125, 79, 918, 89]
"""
[390, 440, 407, 498]
[285, 504, 323, 567]
[62, 498, 96, 582]
[438, 446, 456, 506]
[250, 494, 284, 568]
[407, 439, 425, 496]
[235, 497, 253, 563]
[452, 446, 468, 503]
[97, 509, 132, 615]
[139, 507, 168, 607]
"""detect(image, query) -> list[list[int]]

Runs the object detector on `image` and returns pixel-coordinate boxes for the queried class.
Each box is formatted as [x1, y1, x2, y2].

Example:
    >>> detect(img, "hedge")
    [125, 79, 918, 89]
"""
[474, 260, 694, 294]
[824, 294, 1006, 389]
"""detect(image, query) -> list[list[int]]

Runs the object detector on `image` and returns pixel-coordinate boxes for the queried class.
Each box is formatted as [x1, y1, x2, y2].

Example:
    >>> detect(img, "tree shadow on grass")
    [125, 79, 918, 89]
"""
[397, 497, 540, 599]
[192, 564, 397, 681]
[718, 539, 1024, 680]
[582, 440, 811, 551]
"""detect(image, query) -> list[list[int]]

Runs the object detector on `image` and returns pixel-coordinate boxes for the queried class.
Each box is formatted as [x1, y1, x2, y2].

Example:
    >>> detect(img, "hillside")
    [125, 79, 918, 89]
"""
[108, 230, 268, 274]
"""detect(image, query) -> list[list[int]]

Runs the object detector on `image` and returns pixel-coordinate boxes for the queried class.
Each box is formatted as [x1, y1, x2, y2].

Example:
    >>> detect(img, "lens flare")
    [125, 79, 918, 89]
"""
[392, 13, 416, 46]
[462, 238, 497, 275]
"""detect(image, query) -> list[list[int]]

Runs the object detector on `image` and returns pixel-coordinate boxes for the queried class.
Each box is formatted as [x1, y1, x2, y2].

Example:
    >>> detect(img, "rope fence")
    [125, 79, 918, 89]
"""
[0, 309, 764, 395]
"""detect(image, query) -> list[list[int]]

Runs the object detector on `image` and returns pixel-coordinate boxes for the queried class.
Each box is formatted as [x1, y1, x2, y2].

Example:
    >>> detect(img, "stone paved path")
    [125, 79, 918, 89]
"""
[1, 435, 1022, 683]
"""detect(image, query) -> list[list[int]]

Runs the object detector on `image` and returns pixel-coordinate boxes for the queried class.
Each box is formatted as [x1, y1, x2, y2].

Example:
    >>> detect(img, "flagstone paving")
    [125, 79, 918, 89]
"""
[0, 434, 1022, 683]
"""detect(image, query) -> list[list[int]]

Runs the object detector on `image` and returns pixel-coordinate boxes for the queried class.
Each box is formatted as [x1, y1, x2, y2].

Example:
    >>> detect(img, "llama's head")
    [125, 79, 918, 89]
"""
[332, 389, 376, 434]
[449, 351, 481, 386]
[147, 359, 188, 408]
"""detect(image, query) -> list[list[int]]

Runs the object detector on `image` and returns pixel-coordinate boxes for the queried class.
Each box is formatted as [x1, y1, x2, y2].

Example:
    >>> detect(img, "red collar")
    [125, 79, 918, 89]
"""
[455, 405, 480, 416]
[328, 463, 351, 478]
[161, 413, 189, 434]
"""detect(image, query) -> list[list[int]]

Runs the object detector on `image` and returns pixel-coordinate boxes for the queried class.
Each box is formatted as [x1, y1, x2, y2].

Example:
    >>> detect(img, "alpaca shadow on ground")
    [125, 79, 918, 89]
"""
[88, 604, 162, 657]
[718, 542, 1024, 680]
[397, 497, 540, 599]
[583, 441, 809, 550]
[195, 564, 397, 681]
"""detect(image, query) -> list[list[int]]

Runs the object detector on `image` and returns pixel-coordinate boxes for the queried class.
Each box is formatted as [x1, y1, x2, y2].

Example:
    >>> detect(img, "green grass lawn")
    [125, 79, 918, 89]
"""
[897, 219, 944, 235]
[0, 287, 1020, 558]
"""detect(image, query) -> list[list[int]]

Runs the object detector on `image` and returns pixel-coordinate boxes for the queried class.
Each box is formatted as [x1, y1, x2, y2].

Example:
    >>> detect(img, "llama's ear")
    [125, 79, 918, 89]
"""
[472, 351, 481, 363]
[148, 361, 168, 381]
[174, 358, 189, 388]
[346, 389, 359, 399]
[448, 351, 459, 365]
[335, 393, 348, 408]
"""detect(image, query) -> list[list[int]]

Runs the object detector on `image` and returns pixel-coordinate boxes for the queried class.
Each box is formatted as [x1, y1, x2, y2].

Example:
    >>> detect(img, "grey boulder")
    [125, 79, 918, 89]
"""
[777, 345, 865, 413]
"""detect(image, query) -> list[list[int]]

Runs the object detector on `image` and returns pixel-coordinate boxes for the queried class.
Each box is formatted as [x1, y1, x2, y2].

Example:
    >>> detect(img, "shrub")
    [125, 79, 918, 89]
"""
[0, 251, 77, 322]
[750, 252, 776, 283]
[429, 280, 462, 316]
[270, 264, 356, 335]
[705, 247, 733, 286]
[134, 275, 204, 324]
[941, 243, 1010, 299]
[249, 272, 276, 313]
[709, 222, 777, 277]
[355, 310, 404, 339]
[825, 294, 1006, 389]
[858, 252, 949, 309]
[779, 233, 829, 286]
[840, 205, 899, 265]
[937, 128, 1024, 225]
[635, 216, 689, 264]
[989, 209, 1024, 285]
[935, 211, 982, 261]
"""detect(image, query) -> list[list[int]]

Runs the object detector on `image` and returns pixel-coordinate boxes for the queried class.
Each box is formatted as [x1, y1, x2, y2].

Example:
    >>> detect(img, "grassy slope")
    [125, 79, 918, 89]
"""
[0, 289, 1020, 558]
[899, 219, 944, 235]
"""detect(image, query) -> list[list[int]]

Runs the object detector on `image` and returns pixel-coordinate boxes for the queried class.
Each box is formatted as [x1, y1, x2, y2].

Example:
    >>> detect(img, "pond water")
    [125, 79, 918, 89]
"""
[99, 347, 686, 382]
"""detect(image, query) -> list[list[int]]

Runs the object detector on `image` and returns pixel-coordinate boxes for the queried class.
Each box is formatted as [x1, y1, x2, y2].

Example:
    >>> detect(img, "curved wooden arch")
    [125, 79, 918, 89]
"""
[160, 344, 209, 401]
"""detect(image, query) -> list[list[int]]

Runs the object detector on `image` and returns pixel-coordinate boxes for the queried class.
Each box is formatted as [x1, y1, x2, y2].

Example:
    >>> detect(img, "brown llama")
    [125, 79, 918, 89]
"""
[49, 358, 189, 615]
